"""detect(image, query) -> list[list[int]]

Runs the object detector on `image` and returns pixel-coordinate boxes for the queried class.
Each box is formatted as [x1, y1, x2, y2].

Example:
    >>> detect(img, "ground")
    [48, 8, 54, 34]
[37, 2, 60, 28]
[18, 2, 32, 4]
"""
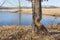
[0, 25, 60, 40]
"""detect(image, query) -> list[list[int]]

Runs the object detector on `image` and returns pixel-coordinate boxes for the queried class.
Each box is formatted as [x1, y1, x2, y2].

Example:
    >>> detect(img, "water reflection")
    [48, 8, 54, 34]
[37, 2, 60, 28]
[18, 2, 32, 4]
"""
[0, 12, 60, 27]
[41, 16, 60, 27]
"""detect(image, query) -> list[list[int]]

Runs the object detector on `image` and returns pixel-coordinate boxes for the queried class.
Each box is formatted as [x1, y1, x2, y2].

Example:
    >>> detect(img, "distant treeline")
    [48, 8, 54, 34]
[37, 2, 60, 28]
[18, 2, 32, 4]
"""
[42, 6, 60, 8]
[0, 7, 32, 9]
[0, 6, 60, 9]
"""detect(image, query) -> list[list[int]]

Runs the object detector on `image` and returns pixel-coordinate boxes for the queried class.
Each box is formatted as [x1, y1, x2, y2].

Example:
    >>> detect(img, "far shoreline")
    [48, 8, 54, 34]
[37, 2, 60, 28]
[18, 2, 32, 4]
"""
[0, 8, 60, 17]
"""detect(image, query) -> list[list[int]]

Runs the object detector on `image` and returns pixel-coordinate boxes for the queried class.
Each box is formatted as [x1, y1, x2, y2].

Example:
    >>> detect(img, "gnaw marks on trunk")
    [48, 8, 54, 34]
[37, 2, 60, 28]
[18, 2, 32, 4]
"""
[34, 16, 49, 35]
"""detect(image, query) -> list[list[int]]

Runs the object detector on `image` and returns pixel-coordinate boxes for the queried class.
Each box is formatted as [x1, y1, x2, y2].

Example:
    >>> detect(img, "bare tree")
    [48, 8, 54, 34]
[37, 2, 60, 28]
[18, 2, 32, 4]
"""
[27, 0, 49, 34]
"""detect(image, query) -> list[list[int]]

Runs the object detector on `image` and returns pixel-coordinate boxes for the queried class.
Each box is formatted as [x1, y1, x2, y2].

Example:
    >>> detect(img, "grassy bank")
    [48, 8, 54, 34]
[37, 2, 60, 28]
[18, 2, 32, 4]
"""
[22, 8, 60, 16]
[0, 8, 60, 16]
[0, 25, 60, 40]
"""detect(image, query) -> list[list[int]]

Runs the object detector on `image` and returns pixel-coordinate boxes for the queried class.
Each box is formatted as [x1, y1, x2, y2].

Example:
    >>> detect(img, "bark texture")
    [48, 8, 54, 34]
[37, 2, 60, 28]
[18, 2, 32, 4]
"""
[32, 0, 49, 34]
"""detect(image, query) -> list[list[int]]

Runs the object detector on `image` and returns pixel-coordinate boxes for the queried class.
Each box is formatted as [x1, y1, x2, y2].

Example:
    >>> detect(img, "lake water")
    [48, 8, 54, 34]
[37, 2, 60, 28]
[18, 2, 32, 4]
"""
[0, 12, 60, 27]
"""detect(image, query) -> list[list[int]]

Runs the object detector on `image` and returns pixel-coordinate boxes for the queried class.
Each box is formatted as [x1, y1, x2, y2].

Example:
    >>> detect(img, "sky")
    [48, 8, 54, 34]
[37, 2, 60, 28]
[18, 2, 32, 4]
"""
[0, 0, 60, 7]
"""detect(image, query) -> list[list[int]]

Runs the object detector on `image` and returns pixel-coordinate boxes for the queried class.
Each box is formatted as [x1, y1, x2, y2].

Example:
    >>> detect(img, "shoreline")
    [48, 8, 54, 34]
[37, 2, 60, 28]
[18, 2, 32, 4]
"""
[0, 8, 60, 17]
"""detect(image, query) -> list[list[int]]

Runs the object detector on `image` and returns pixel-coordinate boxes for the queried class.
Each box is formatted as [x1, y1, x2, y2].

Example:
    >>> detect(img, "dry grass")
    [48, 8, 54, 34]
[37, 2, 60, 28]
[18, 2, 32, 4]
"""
[1, 8, 60, 16]
[42, 8, 60, 16]
[19, 8, 60, 16]
[0, 25, 60, 40]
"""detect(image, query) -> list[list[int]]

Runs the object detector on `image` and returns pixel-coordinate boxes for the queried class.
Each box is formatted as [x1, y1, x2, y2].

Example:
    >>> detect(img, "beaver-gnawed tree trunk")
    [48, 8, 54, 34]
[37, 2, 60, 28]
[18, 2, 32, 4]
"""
[32, 0, 49, 34]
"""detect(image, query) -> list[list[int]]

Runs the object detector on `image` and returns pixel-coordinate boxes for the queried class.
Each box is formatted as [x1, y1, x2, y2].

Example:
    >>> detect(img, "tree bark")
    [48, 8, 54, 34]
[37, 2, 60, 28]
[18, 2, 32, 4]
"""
[32, 0, 49, 34]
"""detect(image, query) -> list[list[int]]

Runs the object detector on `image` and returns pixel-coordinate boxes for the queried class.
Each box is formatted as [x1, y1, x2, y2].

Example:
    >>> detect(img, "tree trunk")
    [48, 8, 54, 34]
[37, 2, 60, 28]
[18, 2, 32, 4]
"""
[32, 0, 49, 34]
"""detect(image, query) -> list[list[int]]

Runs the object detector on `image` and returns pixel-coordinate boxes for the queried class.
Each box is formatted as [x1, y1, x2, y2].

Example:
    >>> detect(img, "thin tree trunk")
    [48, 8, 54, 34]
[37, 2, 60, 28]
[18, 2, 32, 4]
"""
[32, 0, 49, 34]
[18, 0, 21, 25]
